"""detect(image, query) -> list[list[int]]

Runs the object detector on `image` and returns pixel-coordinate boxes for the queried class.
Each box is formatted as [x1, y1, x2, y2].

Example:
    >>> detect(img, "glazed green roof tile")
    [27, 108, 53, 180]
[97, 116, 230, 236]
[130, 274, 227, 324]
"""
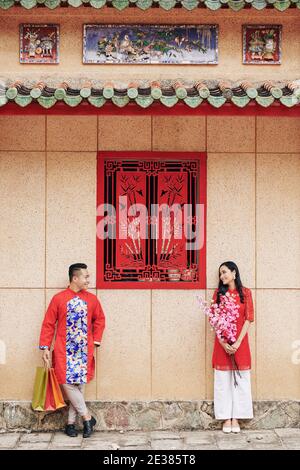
[0, 79, 299, 109]
[0, 0, 299, 11]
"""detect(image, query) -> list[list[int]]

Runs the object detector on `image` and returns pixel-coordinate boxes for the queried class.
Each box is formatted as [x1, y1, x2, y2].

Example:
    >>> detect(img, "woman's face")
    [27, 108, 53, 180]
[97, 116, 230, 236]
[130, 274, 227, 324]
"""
[219, 265, 236, 285]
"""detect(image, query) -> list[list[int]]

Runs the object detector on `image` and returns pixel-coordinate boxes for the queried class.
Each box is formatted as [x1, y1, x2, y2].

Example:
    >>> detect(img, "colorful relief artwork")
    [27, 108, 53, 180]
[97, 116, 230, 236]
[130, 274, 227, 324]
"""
[83, 24, 218, 64]
[20, 24, 59, 64]
[243, 25, 282, 65]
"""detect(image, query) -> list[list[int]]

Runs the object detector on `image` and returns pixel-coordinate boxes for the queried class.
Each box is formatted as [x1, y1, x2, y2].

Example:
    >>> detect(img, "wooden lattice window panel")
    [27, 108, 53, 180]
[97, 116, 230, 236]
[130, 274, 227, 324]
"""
[96, 152, 206, 289]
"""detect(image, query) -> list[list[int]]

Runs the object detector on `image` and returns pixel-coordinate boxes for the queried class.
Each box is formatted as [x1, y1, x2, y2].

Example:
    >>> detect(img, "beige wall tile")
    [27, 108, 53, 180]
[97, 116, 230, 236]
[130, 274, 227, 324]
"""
[152, 290, 206, 400]
[257, 118, 300, 153]
[46, 152, 96, 288]
[256, 290, 300, 400]
[0, 151, 45, 288]
[96, 290, 151, 400]
[0, 289, 45, 400]
[0, 116, 45, 151]
[98, 116, 151, 151]
[257, 154, 300, 288]
[207, 117, 255, 153]
[152, 116, 206, 152]
[207, 153, 255, 289]
[47, 116, 97, 152]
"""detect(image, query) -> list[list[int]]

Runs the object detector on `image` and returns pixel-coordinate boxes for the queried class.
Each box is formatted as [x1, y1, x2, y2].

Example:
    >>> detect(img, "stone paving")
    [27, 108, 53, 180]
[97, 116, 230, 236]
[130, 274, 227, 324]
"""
[0, 428, 299, 450]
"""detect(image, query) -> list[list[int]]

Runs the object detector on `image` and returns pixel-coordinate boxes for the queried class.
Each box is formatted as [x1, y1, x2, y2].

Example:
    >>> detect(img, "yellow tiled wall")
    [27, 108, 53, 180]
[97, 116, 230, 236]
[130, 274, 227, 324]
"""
[0, 115, 299, 401]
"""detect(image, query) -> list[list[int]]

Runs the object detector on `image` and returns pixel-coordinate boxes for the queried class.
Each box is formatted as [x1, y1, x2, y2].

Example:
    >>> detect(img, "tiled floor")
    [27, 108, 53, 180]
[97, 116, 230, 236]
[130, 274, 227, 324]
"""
[0, 428, 299, 450]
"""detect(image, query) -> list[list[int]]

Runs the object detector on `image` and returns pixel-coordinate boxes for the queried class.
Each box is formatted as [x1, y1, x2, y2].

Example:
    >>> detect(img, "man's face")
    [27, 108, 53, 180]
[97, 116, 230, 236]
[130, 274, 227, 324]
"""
[73, 269, 90, 290]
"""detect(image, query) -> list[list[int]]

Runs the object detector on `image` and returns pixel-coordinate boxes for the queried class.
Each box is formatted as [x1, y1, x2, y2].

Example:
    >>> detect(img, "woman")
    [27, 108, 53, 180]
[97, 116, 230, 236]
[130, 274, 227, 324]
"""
[211, 261, 254, 433]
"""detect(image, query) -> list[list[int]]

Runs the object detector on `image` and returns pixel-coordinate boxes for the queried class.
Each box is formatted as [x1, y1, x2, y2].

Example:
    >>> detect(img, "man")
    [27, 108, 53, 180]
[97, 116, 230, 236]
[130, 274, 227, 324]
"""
[39, 263, 105, 438]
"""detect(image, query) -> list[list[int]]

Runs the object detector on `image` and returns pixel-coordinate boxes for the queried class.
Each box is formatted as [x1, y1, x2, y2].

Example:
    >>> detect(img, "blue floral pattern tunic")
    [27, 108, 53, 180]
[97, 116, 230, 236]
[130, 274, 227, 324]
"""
[66, 296, 88, 384]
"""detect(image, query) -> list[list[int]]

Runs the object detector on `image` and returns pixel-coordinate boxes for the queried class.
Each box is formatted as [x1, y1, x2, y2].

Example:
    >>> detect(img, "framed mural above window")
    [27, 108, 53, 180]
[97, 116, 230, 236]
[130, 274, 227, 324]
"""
[83, 24, 218, 65]
[243, 25, 282, 65]
[96, 152, 206, 289]
[20, 24, 60, 64]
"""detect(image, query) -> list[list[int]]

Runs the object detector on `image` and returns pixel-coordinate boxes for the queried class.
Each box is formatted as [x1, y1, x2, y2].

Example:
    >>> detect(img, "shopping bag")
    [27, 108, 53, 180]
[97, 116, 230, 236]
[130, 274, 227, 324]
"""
[32, 367, 66, 411]
[47, 368, 66, 410]
[44, 370, 56, 411]
[32, 367, 48, 411]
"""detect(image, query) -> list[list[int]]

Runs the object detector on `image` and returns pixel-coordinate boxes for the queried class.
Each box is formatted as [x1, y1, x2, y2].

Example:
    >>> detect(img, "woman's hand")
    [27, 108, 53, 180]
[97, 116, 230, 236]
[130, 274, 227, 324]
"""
[219, 340, 235, 355]
[231, 340, 241, 352]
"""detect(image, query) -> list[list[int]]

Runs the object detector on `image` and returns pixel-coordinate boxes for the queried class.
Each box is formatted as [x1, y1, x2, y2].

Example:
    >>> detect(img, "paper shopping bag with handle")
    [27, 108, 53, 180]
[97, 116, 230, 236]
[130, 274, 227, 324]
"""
[32, 367, 66, 411]
[32, 367, 48, 411]
[45, 368, 66, 410]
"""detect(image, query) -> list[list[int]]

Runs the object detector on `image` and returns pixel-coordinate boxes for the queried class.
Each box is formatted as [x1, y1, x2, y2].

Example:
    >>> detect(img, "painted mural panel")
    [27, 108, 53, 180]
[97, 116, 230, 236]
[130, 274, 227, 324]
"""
[83, 24, 218, 65]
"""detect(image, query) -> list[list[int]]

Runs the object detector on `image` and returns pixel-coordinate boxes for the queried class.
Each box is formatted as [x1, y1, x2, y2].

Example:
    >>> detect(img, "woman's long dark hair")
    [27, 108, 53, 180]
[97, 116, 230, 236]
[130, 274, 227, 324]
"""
[217, 261, 244, 304]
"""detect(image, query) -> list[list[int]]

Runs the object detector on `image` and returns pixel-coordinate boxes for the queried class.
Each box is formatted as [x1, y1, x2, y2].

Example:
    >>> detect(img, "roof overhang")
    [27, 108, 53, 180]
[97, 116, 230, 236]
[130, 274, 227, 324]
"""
[0, 0, 299, 12]
[1, 79, 299, 114]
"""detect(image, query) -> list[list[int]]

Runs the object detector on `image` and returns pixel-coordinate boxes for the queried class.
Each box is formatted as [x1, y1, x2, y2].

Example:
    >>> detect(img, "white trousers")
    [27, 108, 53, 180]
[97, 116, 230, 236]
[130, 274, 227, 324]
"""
[214, 369, 254, 420]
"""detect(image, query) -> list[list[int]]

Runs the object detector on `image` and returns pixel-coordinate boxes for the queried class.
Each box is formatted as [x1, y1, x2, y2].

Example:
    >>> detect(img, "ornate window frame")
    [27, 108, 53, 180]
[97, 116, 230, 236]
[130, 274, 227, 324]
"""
[96, 151, 206, 289]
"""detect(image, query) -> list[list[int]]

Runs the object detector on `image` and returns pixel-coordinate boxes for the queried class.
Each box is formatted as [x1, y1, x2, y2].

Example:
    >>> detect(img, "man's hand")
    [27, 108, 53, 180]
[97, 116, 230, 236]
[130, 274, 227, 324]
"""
[42, 349, 51, 368]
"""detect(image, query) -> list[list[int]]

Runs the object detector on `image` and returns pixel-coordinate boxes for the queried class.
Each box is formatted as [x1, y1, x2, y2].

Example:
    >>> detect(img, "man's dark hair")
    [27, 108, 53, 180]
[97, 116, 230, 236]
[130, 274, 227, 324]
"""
[69, 263, 87, 283]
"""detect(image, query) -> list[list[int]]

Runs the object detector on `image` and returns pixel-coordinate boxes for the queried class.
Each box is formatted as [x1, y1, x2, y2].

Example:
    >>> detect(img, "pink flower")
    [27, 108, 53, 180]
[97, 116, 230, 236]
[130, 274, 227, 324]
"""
[197, 293, 240, 343]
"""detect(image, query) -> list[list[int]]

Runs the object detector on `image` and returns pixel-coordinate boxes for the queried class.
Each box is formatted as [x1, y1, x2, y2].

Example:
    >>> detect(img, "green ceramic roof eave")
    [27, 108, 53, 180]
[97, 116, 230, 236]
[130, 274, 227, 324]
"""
[0, 79, 299, 109]
[0, 0, 299, 12]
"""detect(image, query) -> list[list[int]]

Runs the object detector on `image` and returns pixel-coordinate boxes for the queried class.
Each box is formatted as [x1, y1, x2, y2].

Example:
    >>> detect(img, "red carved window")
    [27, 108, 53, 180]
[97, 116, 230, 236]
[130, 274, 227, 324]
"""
[96, 152, 206, 289]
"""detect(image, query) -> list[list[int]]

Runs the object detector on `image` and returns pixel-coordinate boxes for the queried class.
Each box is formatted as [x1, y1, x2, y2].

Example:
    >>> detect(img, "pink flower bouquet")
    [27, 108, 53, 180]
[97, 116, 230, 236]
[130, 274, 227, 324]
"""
[198, 292, 241, 386]
[198, 292, 240, 343]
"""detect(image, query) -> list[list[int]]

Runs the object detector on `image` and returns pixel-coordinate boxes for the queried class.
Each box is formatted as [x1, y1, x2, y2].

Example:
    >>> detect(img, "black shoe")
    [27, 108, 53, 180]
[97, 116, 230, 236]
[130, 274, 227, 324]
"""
[65, 424, 78, 437]
[83, 416, 97, 438]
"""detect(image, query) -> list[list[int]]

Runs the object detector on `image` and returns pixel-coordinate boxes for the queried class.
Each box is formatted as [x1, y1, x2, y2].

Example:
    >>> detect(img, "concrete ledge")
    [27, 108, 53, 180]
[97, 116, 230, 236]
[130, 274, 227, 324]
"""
[0, 401, 299, 432]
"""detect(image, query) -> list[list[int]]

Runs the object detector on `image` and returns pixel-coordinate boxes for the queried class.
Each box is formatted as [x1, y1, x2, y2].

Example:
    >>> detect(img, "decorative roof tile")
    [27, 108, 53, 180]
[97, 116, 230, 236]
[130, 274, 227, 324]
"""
[0, 79, 299, 109]
[0, 0, 299, 11]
